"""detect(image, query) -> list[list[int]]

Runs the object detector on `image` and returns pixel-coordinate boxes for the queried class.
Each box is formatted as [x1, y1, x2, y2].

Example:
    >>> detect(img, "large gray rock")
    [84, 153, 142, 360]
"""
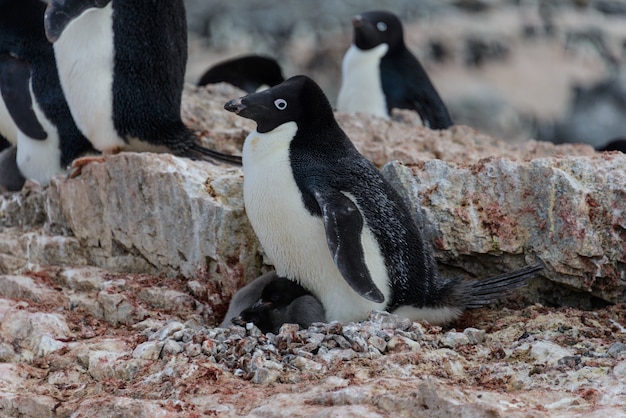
[0, 83, 623, 308]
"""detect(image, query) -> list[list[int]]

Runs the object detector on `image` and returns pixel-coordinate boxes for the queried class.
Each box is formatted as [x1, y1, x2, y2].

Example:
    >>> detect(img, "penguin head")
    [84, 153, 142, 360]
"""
[224, 75, 334, 133]
[351, 10, 404, 53]
[259, 277, 311, 309]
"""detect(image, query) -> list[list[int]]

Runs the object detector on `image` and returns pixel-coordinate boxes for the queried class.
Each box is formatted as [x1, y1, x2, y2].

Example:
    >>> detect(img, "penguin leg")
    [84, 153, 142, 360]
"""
[67, 148, 120, 179]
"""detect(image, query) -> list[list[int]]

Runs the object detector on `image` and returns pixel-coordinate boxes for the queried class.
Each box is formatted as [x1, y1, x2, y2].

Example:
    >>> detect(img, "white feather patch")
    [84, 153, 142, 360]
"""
[53, 3, 124, 152]
[337, 43, 389, 119]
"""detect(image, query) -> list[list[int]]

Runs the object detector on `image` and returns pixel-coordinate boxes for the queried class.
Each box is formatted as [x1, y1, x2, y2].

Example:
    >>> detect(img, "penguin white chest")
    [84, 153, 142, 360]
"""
[242, 122, 390, 322]
[337, 44, 389, 119]
[52, 3, 123, 152]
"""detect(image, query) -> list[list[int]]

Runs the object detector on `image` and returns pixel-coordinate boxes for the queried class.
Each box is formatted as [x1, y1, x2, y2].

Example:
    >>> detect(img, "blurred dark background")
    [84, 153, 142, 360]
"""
[184, 0, 626, 149]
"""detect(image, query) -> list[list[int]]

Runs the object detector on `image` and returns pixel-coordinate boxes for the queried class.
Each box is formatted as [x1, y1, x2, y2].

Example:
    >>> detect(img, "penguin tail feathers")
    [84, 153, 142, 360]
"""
[463, 262, 544, 309]
[182, 141, 242, 166]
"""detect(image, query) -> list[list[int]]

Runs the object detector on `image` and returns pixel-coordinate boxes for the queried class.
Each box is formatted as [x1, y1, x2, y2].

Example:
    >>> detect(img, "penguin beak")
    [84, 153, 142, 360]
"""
[251, 299, 272, 309]
[224, 98, 246, 115]
[352, 15, 364, 28]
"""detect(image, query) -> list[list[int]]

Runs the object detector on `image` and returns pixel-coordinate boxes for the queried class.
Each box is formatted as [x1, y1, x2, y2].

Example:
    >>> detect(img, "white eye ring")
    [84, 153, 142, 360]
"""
[274, 98, 287, 110]
[377, 22, 387, 31]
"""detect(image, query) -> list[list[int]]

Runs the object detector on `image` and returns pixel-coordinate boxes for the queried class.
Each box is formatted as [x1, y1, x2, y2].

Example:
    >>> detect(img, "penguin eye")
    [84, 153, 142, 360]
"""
[377, 22, 387, 32]
[274, 98, 287, 110]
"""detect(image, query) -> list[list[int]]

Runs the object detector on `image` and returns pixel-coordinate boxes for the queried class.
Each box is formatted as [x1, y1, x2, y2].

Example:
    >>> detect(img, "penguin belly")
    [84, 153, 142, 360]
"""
[15, 84, 63, 185]
[242, 122, 390, 323]
[337, 44, 389, 119]
[52, 3, 123, 152]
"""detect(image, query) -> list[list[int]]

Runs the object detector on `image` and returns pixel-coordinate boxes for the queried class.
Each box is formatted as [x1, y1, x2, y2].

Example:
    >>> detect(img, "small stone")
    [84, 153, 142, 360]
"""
[162, 340, 183, 355]
[440, 331, 470, 348]
[530, 341, 574, 366]
[186, 280, 206, 299]
[149, 321, 184, 341]
[251, 367, 280, 384]
[368, 335, 387, 353]
[132, 341, 163, 360]
[464, 327, 486, 344]
[185, 343, 202, 357]
[614, 360, 626, 381]
[293, 356, 323, 372]
[387, 335, 420, 352]
[278, 323, 300, 335]
[608, 342, 626, 358]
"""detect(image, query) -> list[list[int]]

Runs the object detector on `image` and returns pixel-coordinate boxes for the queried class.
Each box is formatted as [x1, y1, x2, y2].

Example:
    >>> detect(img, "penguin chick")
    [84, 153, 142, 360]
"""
[220, 271, 280, 328]
[225, 75, 542, 324]
[233, 276, 325, 334]
[337, 10, 453, 129]
[44, 0, 241, 165]
[197, 54, 285, 93]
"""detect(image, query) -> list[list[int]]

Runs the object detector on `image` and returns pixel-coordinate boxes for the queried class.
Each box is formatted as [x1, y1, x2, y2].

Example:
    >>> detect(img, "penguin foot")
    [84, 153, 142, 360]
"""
[67, 156, 107, 179]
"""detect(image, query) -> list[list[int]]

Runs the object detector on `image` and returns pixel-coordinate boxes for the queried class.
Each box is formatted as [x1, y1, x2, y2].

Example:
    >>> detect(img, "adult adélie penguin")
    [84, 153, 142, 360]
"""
[0, 0, 95, 186]
[44, 0, 241, 166]
[225, 75, 542, 324]
[337, 10, 453, 129]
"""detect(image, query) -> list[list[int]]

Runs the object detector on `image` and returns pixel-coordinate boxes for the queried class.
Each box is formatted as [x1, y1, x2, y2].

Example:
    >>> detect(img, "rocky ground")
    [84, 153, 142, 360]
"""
[1, 1, 625, 415]
[0, 82, 624, 416]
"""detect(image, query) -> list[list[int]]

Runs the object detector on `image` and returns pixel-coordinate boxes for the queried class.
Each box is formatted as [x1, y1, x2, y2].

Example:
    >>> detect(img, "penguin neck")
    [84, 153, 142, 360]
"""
[242, 121, 298, 167]
[337, 43, 389, 119]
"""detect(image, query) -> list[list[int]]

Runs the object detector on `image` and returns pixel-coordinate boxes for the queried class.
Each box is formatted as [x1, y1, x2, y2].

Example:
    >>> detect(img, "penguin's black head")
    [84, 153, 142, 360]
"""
[260, 277, 311, 308]
[352, 10, 404, 52]
[224, 75, 334, 133]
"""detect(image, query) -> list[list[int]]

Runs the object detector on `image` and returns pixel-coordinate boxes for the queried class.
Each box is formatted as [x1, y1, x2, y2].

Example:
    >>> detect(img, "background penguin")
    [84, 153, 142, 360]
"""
[44, 0, 241, 165]
[197, 54, 285, 93]
[225, 75, 542, 324]
[231, 275, 325, 334]
[337, 10, 453, 129]
[0, 0, 95, 186]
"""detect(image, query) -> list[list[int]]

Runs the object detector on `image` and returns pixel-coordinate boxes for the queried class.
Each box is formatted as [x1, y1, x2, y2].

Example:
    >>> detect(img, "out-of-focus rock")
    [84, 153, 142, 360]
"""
[383, 152, 626, 305]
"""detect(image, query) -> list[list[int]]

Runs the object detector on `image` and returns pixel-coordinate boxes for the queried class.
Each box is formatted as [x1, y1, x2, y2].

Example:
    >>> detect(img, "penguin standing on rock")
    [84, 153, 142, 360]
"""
[225, 75, 542, 324]
[44, 0, 241, 166]
[0, 0, 95, 186]
[337, 10, 453, 129]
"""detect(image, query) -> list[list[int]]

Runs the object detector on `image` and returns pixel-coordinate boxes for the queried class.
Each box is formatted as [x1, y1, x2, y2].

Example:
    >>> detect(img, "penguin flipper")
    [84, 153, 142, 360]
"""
[315, 190, 385, 303]
[0, 55, 47, 141]
[44, 0, 112, 42]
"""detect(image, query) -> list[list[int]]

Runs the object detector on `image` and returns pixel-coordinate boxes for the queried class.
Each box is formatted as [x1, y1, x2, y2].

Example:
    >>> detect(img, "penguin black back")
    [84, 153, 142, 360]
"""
[111, 0, 188, 151]
[197, 55, 285, 93]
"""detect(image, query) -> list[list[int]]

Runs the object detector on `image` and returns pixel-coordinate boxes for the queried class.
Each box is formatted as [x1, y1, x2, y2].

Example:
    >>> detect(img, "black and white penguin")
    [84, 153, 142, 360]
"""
[231, 274, 325, 334]
[225, 75, 542, 324]
[337, 10, 453, 129]
[197, 54, 285, 93]
[0, 0, 95, 186]
[44, 0, 241, 165]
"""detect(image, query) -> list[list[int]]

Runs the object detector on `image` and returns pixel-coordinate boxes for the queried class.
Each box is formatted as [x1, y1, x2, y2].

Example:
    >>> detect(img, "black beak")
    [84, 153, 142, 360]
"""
[352, 15, 364, 28]
[224, 98, 246, 114]
[251, 299, 272, 309]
